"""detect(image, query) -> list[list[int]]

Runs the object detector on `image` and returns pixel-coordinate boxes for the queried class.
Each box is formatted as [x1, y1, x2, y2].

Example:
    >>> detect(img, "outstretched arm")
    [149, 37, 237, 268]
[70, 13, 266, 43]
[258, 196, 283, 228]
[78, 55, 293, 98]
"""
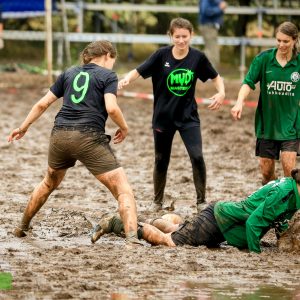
[208, 75, 225, 110]
[231, 84, 252, 120]
[8, 90, 58, 142]
[104, 93, 129, 144]
[118, 69, 140, 90]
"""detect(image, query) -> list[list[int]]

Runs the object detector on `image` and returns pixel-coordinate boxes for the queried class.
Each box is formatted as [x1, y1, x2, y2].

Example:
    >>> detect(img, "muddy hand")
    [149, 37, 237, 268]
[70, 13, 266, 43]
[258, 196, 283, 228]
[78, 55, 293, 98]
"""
[8, 127, 27, 142]
[113, 128, 128, 144]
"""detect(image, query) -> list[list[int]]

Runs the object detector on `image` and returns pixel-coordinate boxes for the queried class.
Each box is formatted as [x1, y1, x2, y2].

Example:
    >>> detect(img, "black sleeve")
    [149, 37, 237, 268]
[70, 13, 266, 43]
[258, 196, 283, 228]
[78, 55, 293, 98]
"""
[104, 72, 118, 96]
[197, 53, 218, 82]
[50, 72, 65, 98]
[136, 49, 162, 79]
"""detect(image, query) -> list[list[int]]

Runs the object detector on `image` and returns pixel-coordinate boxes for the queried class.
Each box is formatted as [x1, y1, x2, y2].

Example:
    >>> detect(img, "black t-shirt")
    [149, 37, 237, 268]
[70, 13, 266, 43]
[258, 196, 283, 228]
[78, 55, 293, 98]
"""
[137, 46, 218, 130]
[50, 63, 118, 131]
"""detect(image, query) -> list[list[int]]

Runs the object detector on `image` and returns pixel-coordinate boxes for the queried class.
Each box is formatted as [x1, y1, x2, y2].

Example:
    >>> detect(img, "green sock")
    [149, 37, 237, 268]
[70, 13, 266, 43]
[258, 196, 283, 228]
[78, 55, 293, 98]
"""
[110, 216, 125, 235]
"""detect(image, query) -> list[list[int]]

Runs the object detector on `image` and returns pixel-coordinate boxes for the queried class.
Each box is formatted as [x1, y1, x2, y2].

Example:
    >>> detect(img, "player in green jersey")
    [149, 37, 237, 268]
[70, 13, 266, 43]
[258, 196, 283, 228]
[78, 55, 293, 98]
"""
[231, 21, 300, 185]
[91, 168, 300, 253]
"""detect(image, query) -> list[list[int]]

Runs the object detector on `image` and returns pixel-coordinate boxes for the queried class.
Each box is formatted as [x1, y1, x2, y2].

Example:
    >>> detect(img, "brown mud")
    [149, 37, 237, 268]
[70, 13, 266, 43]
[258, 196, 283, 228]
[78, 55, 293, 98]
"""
[0, 73, 299, 299]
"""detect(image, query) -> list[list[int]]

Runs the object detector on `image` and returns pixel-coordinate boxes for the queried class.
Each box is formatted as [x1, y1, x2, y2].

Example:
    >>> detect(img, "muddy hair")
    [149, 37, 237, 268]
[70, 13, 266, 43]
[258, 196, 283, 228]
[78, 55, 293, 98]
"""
[275, 21, 299, 58]
[167, 17, 194, 36]
[291, 168, 300, 184]
[80, 40, 117, 65]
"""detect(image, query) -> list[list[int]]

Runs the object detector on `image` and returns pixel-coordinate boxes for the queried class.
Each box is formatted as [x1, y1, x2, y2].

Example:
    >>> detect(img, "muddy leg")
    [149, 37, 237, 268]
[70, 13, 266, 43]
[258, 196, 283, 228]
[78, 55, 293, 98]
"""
[259, 157, 276, 185]
[281, 151, 297, 177]
[180, 127, 206, 206]
[153, 129, 175, 207]
[146, 218, 179, 233]
[15, 167, 67, 237]
[140, 223, 176, 246]
[96, 167, 138, 240]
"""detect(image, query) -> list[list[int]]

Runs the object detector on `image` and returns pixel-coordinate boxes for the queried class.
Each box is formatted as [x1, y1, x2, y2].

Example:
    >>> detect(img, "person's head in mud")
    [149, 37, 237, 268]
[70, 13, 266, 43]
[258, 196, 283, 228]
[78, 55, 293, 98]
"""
[275, 21, 299, 59]
[92, 171, 300, 254]
[80, 40, 117, 69]
[291, 168, 300, 185]
[8, 40, 140, 245]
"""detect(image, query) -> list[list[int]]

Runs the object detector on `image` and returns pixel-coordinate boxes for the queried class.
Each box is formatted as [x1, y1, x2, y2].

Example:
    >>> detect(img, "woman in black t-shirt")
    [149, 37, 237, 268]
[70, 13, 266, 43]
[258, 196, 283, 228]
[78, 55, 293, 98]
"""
[8, 41, 139, 244]
[118, 17, 225, 212]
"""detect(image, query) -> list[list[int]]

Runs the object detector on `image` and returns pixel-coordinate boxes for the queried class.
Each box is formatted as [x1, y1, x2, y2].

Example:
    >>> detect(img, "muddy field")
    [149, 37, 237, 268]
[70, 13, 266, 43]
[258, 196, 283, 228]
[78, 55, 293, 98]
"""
[0, 72, 300, 300]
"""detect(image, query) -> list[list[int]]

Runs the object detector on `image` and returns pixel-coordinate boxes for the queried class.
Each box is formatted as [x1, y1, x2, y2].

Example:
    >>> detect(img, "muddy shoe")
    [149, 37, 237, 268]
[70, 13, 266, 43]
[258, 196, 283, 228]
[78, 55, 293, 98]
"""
[13, 222, 32, 238]
[126, 236, 146, 247]
[91, 214, 117, 244]
[197, 202, 207, 213]
[14, 227, 28, 238]
[149, 202, 163, 212]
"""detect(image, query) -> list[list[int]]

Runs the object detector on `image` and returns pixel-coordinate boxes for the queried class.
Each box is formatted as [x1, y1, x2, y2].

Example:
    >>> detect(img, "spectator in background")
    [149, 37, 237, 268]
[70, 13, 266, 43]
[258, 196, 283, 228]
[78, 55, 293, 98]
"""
[0, 4, 4, 49]
[199, 0, 227, 68]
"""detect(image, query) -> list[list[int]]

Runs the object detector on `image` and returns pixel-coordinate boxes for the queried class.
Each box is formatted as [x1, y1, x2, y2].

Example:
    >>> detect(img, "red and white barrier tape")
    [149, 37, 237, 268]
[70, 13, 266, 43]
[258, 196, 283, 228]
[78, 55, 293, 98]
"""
[117, 90, 257, 108]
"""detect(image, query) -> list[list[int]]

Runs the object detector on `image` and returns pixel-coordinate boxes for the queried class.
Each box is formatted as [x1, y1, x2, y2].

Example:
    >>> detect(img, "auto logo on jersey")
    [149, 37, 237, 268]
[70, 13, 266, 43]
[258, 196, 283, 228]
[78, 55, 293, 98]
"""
[167, 68, 194, 96]
[267, 80, 296, 96]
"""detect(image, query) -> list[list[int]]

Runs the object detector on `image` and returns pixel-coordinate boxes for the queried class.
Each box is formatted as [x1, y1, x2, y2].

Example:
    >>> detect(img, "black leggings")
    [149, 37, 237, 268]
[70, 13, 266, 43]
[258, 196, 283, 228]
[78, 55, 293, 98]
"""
[153, 126, 206, 205]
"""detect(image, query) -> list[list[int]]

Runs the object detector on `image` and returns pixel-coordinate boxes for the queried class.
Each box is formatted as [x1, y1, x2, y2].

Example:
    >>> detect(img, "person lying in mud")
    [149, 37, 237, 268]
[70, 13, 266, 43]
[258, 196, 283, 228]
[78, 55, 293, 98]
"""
[91, 169, 300, 253]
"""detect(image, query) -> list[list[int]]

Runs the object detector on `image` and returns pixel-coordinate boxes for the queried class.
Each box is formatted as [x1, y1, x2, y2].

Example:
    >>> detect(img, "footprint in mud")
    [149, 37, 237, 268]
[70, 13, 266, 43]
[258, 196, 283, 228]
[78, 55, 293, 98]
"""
[33, 208, 93, 239]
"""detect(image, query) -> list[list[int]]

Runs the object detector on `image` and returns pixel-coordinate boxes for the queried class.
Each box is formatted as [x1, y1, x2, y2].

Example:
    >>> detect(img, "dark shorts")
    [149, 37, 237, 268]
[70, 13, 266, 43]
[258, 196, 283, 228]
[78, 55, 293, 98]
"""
[256, 138, 299, 160]
[171, 203, 225, 247]
[48, 126, 120, 175]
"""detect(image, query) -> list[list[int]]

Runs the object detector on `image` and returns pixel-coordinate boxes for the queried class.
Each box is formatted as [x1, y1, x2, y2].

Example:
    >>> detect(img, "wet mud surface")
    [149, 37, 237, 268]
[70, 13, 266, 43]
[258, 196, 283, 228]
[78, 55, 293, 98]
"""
[0, 73, 299, 299]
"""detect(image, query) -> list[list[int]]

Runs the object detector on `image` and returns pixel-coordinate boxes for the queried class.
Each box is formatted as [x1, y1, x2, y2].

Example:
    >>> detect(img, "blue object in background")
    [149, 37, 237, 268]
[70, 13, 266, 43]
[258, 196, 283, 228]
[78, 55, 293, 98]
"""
[0, 0, 56, 18]
[0, 0, 56, 12]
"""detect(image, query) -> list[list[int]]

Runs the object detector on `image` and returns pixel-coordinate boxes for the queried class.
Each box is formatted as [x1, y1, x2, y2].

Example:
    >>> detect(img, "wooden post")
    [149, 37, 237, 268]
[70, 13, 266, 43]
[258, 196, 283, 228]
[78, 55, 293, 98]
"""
[61, 0, 71, 66]
[45, 0, 53, 85]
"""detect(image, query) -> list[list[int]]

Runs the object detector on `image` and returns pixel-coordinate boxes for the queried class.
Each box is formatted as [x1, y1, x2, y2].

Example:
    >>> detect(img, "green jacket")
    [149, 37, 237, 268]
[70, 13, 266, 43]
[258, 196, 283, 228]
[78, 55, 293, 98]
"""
[214, 178, 300, 253]
[243, 48, 300, 140]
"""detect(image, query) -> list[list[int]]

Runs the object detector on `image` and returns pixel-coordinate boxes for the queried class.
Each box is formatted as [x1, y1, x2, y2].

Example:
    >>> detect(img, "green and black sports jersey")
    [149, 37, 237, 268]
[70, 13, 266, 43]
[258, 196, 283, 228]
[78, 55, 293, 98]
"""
[136, 46, 218, 130]
[243, 48, 300, 140]
[50, 63, 118, 131]
[214, 177, 300, 253]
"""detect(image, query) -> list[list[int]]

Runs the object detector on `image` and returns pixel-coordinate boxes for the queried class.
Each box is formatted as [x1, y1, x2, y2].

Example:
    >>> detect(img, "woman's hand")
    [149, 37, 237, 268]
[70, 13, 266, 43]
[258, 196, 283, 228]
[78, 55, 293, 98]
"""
[208, 92, 225, 110]
[231, 102, 243, 120]
[231, 84, 251, 120]
[8, 127, 27, 142]
[118, 69, 140, 90]
[113, 127, 128, 144]
[118, 78, 130, 90]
